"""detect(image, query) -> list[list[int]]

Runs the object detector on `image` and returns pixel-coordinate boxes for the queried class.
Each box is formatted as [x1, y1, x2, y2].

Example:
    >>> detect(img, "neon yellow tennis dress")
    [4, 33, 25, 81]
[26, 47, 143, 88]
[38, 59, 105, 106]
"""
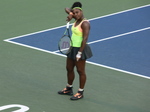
[67, 19, 93, 60]
[71, 19, 88, 47]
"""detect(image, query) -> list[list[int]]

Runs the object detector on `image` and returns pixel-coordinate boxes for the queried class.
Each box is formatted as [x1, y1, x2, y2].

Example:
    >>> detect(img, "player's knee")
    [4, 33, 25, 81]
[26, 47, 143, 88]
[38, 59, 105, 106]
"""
[66, 66, 73, 72]
[77, 68, 85, 75]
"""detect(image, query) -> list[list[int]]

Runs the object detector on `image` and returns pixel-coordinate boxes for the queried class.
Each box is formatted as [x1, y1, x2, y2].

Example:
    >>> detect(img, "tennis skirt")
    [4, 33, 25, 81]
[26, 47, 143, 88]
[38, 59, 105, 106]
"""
[67, 44, 93, 60]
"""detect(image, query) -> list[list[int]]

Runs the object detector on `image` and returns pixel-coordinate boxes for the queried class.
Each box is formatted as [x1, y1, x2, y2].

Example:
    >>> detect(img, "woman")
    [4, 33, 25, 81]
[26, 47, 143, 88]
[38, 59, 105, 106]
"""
[58, 2, 92, 100]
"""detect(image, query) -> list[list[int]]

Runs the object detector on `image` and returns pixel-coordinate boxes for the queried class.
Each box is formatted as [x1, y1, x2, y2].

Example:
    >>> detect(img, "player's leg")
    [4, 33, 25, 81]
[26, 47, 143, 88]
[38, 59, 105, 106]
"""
[76, 59, 86, 89]
[58, 57, 75, 95]
[66, 57, 75, 85]
[70, 59, 86, 100]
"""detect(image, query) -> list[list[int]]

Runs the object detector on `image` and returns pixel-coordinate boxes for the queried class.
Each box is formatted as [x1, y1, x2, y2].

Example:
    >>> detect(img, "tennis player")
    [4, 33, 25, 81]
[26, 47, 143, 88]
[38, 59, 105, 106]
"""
[58, 2, 93, 100]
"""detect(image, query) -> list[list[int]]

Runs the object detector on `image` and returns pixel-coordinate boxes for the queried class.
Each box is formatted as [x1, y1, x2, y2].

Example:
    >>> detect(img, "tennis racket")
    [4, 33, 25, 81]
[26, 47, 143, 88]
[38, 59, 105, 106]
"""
[58, 22, 72, 54]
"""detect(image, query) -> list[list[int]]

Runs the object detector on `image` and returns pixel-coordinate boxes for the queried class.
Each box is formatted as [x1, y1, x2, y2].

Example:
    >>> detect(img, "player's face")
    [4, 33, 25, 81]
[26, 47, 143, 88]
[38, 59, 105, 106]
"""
[73, 9, 83, 20]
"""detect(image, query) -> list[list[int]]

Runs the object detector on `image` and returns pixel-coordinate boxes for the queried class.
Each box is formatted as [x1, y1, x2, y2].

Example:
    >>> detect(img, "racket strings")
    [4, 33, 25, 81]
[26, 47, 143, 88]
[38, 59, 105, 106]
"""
[59, 35, 71, 54]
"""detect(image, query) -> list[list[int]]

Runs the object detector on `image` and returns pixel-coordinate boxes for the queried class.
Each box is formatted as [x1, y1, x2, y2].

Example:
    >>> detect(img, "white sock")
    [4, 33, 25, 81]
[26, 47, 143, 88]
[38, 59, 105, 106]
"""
[78, 88, 84, 91]
[67, 84, 73, 87]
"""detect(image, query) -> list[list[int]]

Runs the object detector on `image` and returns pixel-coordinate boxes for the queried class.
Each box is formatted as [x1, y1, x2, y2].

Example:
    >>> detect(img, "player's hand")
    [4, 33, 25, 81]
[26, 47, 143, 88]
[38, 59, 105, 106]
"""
[76, 51, 82, 61]
[66, 14, 73, 21]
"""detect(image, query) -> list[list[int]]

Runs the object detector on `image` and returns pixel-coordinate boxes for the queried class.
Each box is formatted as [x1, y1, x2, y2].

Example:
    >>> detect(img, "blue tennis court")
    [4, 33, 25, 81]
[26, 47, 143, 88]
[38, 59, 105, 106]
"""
[4, 5, 150, 79]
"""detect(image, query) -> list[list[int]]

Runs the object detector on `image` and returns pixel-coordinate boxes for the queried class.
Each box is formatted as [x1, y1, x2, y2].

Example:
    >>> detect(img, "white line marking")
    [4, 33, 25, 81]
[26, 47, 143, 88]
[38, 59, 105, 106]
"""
[53, 50, 60, 53]
[86, 61, 150, 79]
[3, 4, 150, 79]
[53, 27, 150, 53]
[0, 104, 29, 112]
[88, 27, 150, 44]
[4, 36, 150, 80]
[4, 37, 150, 79]
[88, 4, 150, 21]
[4, 25, 67, 41]
[4, 39, 66, 57]
[4, 4, 150, 41]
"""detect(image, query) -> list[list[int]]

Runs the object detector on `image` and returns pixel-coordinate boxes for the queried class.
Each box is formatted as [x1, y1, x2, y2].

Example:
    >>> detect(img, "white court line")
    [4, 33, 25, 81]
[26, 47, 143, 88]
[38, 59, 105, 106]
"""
[4, 4, 150, 41]
[86, 61, 150, 79]
[53, 27, 150, 53]
[4, 39, 65, 57]
[3, 4, 150, 79]
[88, 4, 150, 21]
[88, 27, 150, 44]
[5, 38, 150, 80]
[52, 27, 150, 80]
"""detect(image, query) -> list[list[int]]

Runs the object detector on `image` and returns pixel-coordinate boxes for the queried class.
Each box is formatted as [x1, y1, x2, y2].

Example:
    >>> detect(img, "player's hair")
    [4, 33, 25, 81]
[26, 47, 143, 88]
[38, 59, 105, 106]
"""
[71, 2, 82, 9]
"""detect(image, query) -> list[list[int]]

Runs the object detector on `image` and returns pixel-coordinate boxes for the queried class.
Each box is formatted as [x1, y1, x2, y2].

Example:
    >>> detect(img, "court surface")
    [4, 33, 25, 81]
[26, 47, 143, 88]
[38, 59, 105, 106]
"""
[0, 0, 150, 112]
[5, 5, 150, 78]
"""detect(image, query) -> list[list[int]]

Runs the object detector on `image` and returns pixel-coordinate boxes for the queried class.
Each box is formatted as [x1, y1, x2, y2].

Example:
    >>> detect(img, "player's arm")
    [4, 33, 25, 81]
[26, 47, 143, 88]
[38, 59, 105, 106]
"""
[80, 21, 90, 52]
[65, 8, 74, 21]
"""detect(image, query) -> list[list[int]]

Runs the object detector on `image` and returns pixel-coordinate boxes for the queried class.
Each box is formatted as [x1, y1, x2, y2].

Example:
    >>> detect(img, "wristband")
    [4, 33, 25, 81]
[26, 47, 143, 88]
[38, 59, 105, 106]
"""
[76, 51, 82, 61]
[78, 51, 82, 55]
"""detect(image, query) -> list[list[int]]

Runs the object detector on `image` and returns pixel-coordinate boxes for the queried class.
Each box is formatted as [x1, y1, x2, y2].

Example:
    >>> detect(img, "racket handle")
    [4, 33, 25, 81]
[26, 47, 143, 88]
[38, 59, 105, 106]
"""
[66, 22, 70, 29]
